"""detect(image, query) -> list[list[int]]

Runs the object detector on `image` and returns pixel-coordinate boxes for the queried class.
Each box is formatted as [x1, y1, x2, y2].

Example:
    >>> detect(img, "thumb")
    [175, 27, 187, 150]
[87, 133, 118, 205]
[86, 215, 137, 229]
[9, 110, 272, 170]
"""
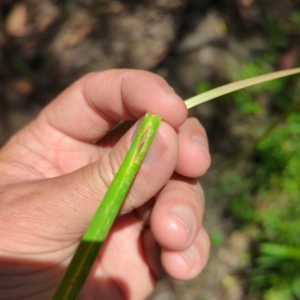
[1, 119, 179, 253]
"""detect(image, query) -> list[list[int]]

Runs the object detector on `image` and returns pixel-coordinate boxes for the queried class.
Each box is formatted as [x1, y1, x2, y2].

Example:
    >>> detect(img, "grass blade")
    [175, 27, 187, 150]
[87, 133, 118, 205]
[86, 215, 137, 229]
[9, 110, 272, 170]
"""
[185, 67, 300, 109]
[52, 113, 162, 300]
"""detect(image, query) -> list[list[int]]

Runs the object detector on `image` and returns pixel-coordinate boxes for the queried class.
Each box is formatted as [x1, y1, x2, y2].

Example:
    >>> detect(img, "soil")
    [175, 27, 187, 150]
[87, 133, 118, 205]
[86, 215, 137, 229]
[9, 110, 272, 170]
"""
[1, 0, 299, 299]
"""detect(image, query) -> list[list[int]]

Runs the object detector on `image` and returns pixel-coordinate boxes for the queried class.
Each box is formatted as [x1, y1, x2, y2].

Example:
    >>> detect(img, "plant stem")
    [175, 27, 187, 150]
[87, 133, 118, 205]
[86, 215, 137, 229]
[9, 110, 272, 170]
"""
[184, 67, 300, 109]
[52, 113, 162, 300]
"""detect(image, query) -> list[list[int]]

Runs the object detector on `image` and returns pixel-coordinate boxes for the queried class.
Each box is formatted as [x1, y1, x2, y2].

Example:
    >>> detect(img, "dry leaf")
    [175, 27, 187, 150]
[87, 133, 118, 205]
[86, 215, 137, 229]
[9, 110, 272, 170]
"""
[5, 4, 30, 37]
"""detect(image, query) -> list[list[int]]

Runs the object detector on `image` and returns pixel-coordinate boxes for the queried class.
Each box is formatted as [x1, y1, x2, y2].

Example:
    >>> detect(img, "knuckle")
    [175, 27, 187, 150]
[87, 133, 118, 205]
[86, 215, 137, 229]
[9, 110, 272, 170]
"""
[91, 149, 123, 193]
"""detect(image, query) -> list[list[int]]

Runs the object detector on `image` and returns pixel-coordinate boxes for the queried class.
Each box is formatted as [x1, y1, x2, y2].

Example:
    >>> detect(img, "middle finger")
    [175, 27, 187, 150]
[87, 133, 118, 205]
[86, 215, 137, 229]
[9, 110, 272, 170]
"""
[150, 175, 205, 251]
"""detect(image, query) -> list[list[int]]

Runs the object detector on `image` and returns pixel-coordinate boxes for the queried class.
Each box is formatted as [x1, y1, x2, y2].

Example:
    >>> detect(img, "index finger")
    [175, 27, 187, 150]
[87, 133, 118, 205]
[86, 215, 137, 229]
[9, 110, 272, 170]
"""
[39, 69, 188, 143]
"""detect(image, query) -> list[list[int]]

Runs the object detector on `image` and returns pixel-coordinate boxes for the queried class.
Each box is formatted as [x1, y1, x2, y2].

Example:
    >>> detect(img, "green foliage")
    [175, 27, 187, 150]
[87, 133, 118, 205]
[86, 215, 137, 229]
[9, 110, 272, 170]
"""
[233, 90, 264, 114]
[195, 62, 300, 300]
[230, 194, 256, 226]
[291, 11, 300, 31]
[210, 232, 224, 247]
[196, 81, 213, 95]
[193, 2, 300, 299]
[231, 61, 286, 115]
[229, 111, 300, 299]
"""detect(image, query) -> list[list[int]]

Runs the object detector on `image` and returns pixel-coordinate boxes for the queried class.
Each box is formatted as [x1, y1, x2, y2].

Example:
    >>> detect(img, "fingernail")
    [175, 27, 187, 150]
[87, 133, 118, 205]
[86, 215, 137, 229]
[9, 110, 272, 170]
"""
[143, 132, 165, 165]
[163, 86, 182, 101]
[182, 245, 198, 267]
[191, 135, 209, 153]
[168, 206, 195, 237]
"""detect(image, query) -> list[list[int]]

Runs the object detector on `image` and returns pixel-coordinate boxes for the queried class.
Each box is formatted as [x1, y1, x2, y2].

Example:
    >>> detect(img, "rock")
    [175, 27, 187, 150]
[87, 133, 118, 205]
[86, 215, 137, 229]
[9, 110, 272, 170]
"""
[49, 10, 110, 78]
[175, 11, 227, 55]
[109, 6, 177, 69]
[49, 2, 185, 80]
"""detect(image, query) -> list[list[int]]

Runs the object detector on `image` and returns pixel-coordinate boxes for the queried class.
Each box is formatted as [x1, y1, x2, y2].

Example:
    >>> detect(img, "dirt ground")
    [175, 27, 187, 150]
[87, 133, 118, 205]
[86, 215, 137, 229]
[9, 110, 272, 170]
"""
[1, 0, 299, 299]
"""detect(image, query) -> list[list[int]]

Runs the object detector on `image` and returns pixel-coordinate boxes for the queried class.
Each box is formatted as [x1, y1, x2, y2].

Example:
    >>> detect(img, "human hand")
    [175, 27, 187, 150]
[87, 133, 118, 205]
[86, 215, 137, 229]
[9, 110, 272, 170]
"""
[0, 70, 211, 300]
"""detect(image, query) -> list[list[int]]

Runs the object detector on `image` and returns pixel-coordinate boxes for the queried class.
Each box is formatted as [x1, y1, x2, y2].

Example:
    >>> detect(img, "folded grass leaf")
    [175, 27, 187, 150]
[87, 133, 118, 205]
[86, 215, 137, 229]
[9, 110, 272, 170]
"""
[52, 113, 161, 300]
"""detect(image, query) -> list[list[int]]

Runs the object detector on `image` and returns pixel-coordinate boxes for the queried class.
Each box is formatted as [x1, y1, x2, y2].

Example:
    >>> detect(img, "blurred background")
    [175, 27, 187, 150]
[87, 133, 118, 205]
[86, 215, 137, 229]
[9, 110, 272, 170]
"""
[1, 0, 300, 299]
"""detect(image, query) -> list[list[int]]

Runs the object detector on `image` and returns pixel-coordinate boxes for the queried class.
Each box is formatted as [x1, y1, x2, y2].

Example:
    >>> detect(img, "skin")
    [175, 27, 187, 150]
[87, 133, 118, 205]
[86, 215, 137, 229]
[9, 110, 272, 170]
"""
[0, 70, 211, 300]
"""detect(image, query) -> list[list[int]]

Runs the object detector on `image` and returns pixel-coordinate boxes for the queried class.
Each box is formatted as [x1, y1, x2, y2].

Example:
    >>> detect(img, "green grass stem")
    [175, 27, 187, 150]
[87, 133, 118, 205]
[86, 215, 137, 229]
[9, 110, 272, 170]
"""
[52, 113, 161, 299]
